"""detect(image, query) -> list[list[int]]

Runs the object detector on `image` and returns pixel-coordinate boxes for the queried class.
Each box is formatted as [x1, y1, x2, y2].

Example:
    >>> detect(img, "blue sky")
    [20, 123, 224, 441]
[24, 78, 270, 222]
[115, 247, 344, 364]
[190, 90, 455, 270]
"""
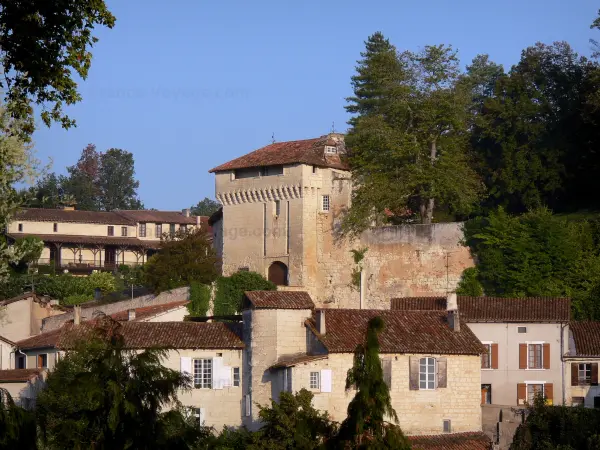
[32, 0, 598, 210]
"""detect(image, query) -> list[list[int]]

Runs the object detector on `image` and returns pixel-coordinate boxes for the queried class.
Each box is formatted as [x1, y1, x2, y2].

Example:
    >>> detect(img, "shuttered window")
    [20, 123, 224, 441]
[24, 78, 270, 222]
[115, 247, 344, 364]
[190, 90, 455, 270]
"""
[482, 344, 492, 369]
[419, 357, 436, 390]
[528, 344, 543, 369]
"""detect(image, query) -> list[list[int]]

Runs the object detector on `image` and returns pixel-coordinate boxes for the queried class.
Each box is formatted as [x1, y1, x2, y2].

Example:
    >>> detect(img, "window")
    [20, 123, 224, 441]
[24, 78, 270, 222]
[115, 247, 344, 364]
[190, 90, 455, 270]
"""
[233, 367, 240, 387]
[53, 223, 58, 232]
[18, 223, 23, 232]
[443, 419, 451, 433]
[169, 223, 176, 235]
[234, 167, 261, 179]
[156, 224, 162, 237]
[572, 396, 585, 407]
[121, 226, 128, 237]
[481, 384, 492, 404]
[180, 224, 187, 232]
[193, 408, 205, 427]
[322, 195, 330, 212]
[283, 368, 292, 392]
[419, 357, 436, 390]
[312, 165, 317, 174]
[325, 145, 337, 154]
[527, 384, 544, 402]
[193, 359, 212, 389]
[38, 354, 48, 369]
[528, 344, 543, 369]
[517, 326, 527, 334]
[238, 267, 249, 272]
[579, 363, 592, 385]
[16, 355, 25, 369]
[107, 226, 114, 236]
[481, 344, 492, 369]
[139, 223, 146, 237]
[274, 200, 281, 217]
[262, 165, 284, 176]
[310, 371, 320, 389]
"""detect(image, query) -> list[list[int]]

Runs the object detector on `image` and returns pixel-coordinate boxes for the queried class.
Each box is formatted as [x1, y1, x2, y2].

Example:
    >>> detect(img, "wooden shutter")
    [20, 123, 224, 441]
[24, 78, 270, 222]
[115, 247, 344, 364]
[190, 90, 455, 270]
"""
[543, 343, 551, 369]
[320, 369, 332, 393]
[491, 343, 499, 369]
[409, 357, 419, 390]
[381, 359, 392, 388]
[519, 344, 528, 369]
[437, 358, 447, 388]
[517, 383, 526, 405]
[571, 363, 579, 386]
[545, 383, 553, 405]
[592, 363, 599, 386]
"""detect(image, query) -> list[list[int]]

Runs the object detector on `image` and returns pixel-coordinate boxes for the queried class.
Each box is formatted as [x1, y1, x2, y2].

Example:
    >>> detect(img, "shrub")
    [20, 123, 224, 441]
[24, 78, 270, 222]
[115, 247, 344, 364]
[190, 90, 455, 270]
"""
[187, 282, 211, 316]
[455, 267, 484, 296]
[213, 271, 275, 316]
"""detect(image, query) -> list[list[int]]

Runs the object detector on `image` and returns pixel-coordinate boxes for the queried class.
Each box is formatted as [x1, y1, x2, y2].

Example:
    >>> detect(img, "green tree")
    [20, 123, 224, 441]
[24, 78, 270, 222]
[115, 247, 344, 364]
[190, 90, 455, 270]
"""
[187, 281, 211, 316]
[98, 148, 143, 211]
[20, 172, 65, 209]
[591, 9, 600, 58]
[144, 228, 218, 293]
[190, 197, 221, 217]
[36, 317, 199, 449]
[455, 267, 484, 297]
[0, 389, 37, 450]
[333, 317, 410, 449]
[344, 33, 482, 231]
[0, 0, 116, 137]
[213, 271, 276, 316]
[62, 144, 101, 211]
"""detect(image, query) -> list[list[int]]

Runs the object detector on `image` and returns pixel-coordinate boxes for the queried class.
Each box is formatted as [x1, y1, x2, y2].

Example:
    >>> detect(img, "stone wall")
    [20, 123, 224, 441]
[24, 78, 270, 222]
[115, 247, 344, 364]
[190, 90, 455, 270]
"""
[291, 353, 482, 435]
[41, 287, 189, 331]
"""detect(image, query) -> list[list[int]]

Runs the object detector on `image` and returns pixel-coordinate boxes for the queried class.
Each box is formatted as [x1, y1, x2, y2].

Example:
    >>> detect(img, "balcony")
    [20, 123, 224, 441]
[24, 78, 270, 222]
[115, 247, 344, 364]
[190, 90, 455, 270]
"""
[34, 258, 143, 274]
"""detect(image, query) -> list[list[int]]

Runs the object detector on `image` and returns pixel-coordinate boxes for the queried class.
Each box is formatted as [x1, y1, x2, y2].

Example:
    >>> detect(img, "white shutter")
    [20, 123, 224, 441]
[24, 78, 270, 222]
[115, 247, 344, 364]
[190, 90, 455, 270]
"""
[212, 357, 223, 389]
[222, 365, 232, 387]
[180, 357, 192, 382]
[199, 407, 206, 427]
[320, 369, 332, 393]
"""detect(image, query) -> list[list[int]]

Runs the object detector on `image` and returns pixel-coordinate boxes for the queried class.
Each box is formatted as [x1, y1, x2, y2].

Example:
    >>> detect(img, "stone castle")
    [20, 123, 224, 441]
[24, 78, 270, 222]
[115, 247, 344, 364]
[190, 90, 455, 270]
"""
[209, 133, 474, 308]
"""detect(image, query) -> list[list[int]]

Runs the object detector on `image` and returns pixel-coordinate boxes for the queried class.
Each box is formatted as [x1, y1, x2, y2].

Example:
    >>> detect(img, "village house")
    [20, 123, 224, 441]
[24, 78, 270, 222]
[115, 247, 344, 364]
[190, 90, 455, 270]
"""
[209, 134, 474, 309]
[0, 292, 64, 342]
[391, 295, 570, 407]
[0, 335, 16, 370]
[6, 207, 206, 273]
[0, 369, 46, 408]
[565, 321, 600, 408]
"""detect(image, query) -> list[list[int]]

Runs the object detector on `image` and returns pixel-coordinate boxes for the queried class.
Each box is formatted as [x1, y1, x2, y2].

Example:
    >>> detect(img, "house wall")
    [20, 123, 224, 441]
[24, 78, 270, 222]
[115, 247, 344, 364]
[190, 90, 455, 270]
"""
[0, 374, 46, 408]
[8, 221, 137, 237]
[467, 322, 567, 406]
[144, 306, 188, 322]
[0, 341, 12, 370]
[24, 348, 60, 371]
[564, 358, 600, 408]
[0, 296, 60, 342]
[288, 353, 482, 435]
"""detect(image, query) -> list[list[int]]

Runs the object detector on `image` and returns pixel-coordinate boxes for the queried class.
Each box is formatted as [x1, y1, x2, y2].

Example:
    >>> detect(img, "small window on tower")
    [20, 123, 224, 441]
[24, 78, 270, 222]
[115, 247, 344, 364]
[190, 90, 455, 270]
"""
[322, 195, 330, 212]
[275, 200, 281, 217]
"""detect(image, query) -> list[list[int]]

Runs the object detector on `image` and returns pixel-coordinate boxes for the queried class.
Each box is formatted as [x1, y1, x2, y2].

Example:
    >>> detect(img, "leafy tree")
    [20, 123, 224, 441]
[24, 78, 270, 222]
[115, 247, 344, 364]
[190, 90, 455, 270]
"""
[455, 267, 484, 297]
[462, 54, 505, 116]
[0, 389, 37, 450]
[333, 316, 410, 449]
[98, 148, 144, 211]
[344, 33, 482, 231]
[187, 281, 212, 316]
[20, 172, 65, 209]
[463, 207, 600, 318]
[36, 317, 199, 449]
[591, 9, 600, 59]
[62, 144, 101, 211]
[213, 271, 276, 315]
[191, 197, 221, 217]
[0, 0, 116, 137]
[144, 228, 218, 293]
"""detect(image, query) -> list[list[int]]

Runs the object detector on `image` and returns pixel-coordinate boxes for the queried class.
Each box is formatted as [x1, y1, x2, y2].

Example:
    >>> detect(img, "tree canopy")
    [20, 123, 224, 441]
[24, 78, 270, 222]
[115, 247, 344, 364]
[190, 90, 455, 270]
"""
[190, 198, 221, 217]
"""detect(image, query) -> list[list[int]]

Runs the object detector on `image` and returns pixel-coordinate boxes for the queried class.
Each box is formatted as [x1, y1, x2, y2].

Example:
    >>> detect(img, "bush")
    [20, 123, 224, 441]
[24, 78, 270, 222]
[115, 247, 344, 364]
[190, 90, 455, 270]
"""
[187, 282, 211, 316]
[213, 271, 276, 316]
[455, 267, 484, 296]
[33, 272, 117, 303]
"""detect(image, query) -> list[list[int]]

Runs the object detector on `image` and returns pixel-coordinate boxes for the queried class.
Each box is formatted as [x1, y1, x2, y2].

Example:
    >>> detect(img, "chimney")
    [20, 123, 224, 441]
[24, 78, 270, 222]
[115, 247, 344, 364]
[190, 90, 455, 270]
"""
[128, 309, 136, 321]
[182, 208, 191, 217]
[317, 310, 326, 335]
[74, 305, 81, 325]
[446, 292, 460, 332]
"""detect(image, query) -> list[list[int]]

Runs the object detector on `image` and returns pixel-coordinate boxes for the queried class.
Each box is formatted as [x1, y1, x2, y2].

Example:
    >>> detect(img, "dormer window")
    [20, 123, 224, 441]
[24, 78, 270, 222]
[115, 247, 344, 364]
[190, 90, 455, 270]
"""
[325, 145, 337, 154]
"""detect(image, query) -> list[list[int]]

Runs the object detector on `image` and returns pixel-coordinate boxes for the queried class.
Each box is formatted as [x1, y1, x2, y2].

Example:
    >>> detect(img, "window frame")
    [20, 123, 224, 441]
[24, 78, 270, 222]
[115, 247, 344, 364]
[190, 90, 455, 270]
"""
[325, 145, 337, 154]
[38, 353, 48, 369]
[419, 357, 436, 390]
[121, 226, 128, 237]
[578, 363, 592, 385]
[481, 343, 492, 369]
[53, 223, 58, 232]
[155, 224, 162, 238]
[16, 355, 26, 369]
[107, 226, 114, 236]
[526, 383, 545, 403]
[193, 358, 213, 389]
[322, 195, 330, 212]
[528, 343, 544, 370]
[139, 223, 146, 237]
[309, 371, 320, 390]
[18, 223, 23, 232]
[169, 223, 176, 235]
[233, 367, 240, 387]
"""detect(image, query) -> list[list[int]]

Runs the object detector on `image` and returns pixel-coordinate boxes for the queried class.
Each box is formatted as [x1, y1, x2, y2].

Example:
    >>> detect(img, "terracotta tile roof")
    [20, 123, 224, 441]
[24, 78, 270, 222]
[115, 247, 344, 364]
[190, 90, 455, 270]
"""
[391, 296, 571, 323]
[16, 208, 135, 225]
[7, 233, 160, 249]
[409, 432, 492, 450]
[243, 291, 315, 310]
[269, 353, 328, 370]
[0, 369, 44, 383]
[16, 321, 245, 350]
[570, 321, 600, 357]
[307, 310, 485, 355]
[0, 292, 51, 306]
[115, 210, 197, 224]
[209, 136, 349, 172]
[110, 301, 189, 322]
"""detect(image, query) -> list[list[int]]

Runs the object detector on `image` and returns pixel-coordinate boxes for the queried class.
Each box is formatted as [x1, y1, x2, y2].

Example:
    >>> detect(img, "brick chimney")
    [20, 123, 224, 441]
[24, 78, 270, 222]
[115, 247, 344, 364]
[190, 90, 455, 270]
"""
[317, 310, 326, 335]
[446, 292, 460, 332]
[128, 309, 136, 321]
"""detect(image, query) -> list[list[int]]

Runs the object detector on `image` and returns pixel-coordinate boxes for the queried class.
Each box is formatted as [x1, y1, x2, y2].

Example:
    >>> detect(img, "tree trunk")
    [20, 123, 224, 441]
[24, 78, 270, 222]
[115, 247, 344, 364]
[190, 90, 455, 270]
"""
[421, 140, 437, 224]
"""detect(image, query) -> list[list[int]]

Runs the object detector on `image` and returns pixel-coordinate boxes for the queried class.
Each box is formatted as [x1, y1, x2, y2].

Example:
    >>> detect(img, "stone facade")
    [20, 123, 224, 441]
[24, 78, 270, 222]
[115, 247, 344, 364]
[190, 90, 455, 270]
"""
[212, 133, 474, 309]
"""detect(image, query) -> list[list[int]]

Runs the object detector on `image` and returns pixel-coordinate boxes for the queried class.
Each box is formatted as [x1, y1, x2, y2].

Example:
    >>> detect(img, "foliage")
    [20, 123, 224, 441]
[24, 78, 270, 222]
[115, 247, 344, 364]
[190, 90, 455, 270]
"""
[188, 281, 212, 316]
[333, 316, 410, 449]
[213, 271, 276, 316]
[29, 271, 116, 302]
[511, 394, 600, 449]
[62, 294, 93, 306]
[98, 148, 144, 211]
[464, 207, 600, 318]
[62, 143, 101, 211]
[350, 247, 368, 290]
[4, 236, 44, 274]
[144, 228, 218, 293]
[343, 32, 482, 231]
[455, 267, 484, 297]
[0, 0, 116, 136]
[191, 197, 221, 217]
[0, 389, 37, 450]
[117, 264, 145, 287]
[36, 317, 197, 449]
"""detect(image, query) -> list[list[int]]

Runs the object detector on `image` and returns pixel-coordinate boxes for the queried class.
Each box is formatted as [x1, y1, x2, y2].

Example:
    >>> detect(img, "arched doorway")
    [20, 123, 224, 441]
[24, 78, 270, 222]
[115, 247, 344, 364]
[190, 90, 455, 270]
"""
[268, 261, 288, 286]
